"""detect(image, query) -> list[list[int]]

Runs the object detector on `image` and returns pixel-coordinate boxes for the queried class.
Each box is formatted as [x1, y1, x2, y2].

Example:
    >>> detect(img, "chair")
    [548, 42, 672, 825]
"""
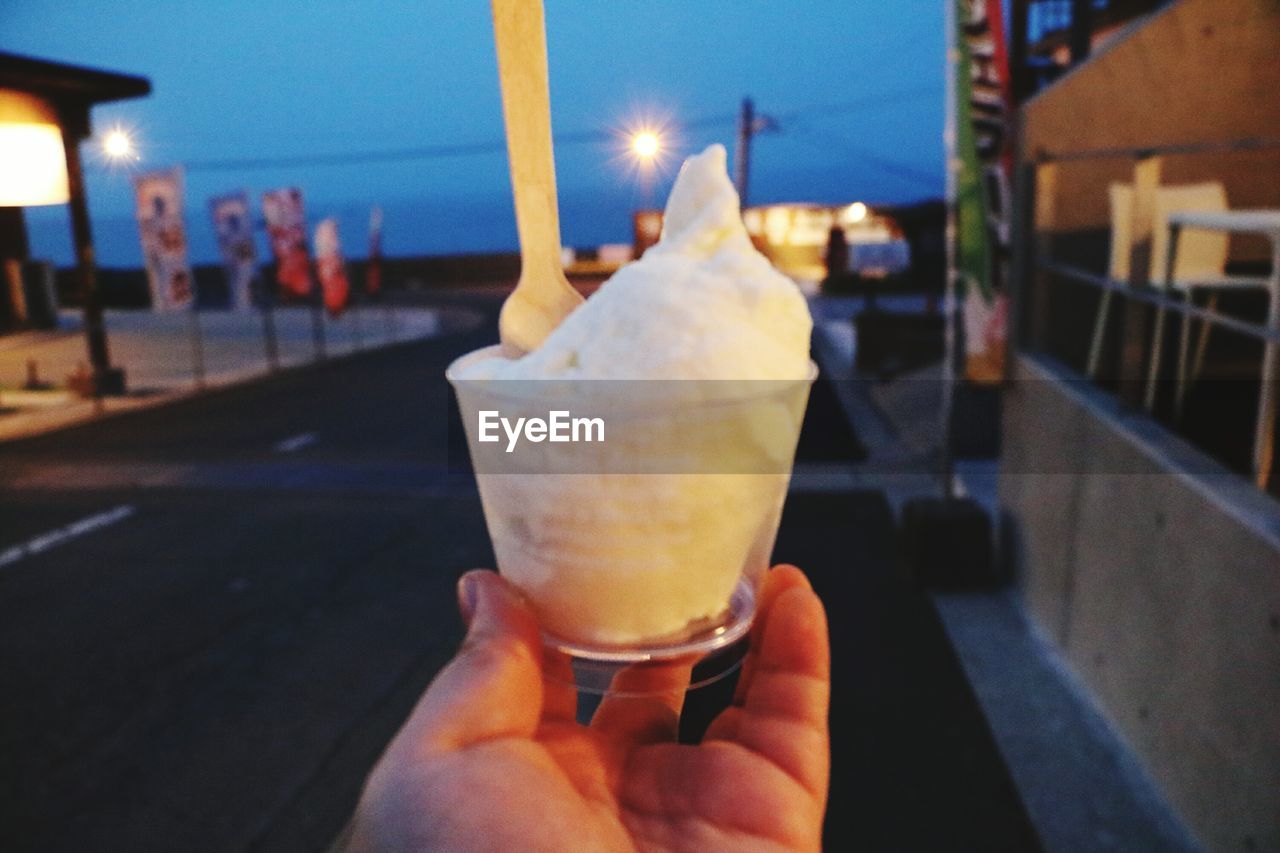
[1086, 183, 1138, 379]
[1087, 181, 1268, 415]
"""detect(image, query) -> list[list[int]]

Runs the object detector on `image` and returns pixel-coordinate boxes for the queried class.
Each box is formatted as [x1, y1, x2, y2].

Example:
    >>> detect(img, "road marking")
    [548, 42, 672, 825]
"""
[273, 432, 318, 453]
[0, 504, 136, 569]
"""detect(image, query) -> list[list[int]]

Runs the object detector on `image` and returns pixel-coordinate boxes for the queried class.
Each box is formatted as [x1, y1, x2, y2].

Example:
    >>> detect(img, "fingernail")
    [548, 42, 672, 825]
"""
[457, 572, 481, 623]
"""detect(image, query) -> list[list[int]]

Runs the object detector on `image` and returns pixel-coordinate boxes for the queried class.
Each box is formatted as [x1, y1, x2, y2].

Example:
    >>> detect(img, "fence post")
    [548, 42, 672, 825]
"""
[1254, 233, 1280, 489]
[1117, 154, 1161, 409]
[352, 301, 364, 352]
[188, 306, 206, 389]
[310, 298, 327, 361]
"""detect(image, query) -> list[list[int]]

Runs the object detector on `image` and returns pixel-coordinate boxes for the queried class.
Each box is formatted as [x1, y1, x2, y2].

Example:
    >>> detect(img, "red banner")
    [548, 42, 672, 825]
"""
[314, 218, 351, 317]
[262, 188, 313, 300]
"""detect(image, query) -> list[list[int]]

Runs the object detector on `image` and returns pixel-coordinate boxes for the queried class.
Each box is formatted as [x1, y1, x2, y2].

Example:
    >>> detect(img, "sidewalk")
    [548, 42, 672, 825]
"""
[0, 306, 472, 443]
[807, 293, 1199, 851]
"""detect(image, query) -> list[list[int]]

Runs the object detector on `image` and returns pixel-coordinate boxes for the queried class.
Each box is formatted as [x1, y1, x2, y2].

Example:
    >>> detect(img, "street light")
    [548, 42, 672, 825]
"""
[629, 128, 663, 210]
[631, 130, 660, 160]
[102, 128, 134, 160]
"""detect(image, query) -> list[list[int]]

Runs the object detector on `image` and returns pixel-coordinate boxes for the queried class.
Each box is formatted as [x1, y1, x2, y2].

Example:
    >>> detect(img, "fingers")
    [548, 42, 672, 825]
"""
[718, 566, 830, 801]
[540, 646, 579, 723]
[590, 657, 694, 746]
[399, 570, 547, 753]
[733, 565, 814, 705]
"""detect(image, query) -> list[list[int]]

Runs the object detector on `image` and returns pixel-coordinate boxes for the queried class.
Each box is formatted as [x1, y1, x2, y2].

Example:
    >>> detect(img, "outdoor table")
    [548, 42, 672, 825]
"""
[1159, 209, 1280, 488]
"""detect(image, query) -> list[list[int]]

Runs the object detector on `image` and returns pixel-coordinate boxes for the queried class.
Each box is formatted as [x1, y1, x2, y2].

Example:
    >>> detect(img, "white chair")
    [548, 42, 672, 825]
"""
[1086, 183, 1139, 379]
[1087, 181, 1269, 414]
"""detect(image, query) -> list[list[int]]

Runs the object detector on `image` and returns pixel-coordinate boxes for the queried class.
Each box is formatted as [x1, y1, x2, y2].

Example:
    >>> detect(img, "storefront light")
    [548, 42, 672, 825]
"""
[0, 90, 70, 206]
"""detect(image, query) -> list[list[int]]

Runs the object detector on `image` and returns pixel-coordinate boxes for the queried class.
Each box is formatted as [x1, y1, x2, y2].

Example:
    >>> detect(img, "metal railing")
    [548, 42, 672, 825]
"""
[1010, 137, 1280, 489]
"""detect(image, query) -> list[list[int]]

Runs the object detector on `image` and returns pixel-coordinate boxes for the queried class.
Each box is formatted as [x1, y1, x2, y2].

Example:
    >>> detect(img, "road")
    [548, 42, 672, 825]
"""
[0, 290, 1038, 852]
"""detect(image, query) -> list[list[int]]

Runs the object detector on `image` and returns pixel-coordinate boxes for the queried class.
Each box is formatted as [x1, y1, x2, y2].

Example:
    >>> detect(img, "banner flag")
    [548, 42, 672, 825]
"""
[262, 187, 313, 301]
[314, 218, 351, 317]
[209, 191, 257, 311]
[366, 205, 383, 298]
[954, 0, 1013, 382]
[133, 167, 194, 312]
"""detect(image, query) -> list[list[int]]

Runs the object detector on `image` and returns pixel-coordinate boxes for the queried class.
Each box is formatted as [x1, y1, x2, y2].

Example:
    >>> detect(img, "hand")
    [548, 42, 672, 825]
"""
[345, 565, 829, 852]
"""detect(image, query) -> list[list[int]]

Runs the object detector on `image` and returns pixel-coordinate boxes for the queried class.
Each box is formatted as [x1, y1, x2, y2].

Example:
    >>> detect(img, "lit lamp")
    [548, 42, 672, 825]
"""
[845, 201, 869, 225]
[631, 130, 660, 161]
[0, 90, 69, 206]
[629, 129, 662, 211]
[0, 90, 68, 338]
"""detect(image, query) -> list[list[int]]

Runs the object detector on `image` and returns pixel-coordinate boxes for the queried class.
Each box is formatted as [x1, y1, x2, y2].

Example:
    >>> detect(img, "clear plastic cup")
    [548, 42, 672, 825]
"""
[447, 345, 816, 666]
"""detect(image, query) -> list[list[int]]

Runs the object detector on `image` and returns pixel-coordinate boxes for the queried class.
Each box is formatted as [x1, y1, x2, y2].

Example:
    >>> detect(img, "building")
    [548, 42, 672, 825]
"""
[1002, 1, 1280, 847]
[0, 52, 149, 392]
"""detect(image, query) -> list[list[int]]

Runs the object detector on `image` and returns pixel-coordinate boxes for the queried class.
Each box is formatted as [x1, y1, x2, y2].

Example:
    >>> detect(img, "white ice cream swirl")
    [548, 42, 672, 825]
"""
[459, 143, 811, 382]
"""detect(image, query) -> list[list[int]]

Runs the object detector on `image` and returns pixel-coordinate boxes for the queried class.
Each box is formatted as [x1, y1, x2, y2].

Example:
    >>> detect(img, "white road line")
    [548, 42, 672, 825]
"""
[0, 504, 136, 569]
[273, 432, 318, 453]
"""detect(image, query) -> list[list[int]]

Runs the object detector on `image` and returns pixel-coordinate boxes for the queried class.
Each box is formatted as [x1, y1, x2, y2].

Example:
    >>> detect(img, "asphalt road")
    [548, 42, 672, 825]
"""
[0, 291, 1037, 852]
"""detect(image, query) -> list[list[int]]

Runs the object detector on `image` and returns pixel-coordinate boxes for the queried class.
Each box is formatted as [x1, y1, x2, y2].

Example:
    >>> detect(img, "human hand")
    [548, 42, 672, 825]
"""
[345, 565, 829, 852]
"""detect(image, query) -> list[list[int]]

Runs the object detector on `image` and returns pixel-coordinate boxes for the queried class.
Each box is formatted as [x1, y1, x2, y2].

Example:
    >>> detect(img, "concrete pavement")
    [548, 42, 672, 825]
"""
[0, 304, 481, 443]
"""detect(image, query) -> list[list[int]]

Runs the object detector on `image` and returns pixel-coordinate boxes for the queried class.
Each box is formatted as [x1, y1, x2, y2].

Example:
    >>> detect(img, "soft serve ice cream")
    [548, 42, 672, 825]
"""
[449, 144, 814, 648]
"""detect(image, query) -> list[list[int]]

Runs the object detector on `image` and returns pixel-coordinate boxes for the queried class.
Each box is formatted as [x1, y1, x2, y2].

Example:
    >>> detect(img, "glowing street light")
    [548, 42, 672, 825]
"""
[628, 129, 664, 210]
[102, 128, 134, 160]
[845, 201, 868, 224]
[631, 130, 660, 161]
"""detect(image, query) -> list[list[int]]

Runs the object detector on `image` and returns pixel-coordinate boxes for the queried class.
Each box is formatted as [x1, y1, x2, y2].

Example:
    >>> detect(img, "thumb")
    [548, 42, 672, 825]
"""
[403, 570, 547, 753]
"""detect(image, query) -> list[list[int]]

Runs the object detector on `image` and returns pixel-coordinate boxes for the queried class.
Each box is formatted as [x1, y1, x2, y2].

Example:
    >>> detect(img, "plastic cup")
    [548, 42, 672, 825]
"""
[447, 345, 816, 665]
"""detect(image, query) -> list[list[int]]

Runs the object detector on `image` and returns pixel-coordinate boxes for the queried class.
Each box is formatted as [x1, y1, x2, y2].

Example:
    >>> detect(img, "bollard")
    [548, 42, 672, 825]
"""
[24, 358, 50, 391]
[310, 301, 327, 361]
[188, 306, 207, 389]
[352, 303, 364, 352]
[261, 300, 280, 372]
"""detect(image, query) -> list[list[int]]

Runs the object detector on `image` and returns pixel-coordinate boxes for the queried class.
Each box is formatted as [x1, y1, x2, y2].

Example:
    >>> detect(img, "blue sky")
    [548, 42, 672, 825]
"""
[2, 0, 945, 266]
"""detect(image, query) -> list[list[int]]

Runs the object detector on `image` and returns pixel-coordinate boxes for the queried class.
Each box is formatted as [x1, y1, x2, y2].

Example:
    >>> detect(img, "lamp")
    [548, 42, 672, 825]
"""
[0, 89, 69, 206]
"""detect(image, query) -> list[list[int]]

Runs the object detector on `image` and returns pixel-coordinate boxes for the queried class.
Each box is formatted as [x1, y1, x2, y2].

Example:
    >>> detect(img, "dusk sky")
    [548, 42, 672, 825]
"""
[3, 1, 945, 266]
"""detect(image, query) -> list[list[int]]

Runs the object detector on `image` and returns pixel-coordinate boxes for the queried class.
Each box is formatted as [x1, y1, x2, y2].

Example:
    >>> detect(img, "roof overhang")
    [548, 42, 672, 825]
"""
[0, 52, 150, 139]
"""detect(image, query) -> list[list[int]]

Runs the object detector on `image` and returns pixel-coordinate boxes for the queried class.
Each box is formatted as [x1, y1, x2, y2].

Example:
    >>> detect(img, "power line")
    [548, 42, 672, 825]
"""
[787, 119, 942, 190]
[180, 129, 610, 173]
[138, 88, 942, 175]
[774, 85, 942, 122]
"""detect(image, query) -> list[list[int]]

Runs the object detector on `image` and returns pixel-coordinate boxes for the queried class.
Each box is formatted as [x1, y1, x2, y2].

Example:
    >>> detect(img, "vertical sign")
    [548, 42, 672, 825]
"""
[134, 167, 194, 312]
[314, 218, 351, 317]
[955, 0, 1013, 382]
[209, 191, 257, 311]
[262, 188, 313, 301]
[365, 205, 383, 298]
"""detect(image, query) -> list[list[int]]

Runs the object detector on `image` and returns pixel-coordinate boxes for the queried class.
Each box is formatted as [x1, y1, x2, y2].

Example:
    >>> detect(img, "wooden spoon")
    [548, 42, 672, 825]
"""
[491, 0, 584, 357]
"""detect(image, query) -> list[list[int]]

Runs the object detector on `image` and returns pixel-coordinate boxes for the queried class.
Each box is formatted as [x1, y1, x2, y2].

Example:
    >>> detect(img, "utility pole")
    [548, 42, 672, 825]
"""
[734, 98, 754, 209]
[733, 97, 778, 210]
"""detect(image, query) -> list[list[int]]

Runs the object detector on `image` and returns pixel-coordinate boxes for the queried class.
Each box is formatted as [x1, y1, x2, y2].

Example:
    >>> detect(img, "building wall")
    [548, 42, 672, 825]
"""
[1021, 0, 1280, 258]
[1009, 2, 1280, 845]
[1002, 354, 1280, 851]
